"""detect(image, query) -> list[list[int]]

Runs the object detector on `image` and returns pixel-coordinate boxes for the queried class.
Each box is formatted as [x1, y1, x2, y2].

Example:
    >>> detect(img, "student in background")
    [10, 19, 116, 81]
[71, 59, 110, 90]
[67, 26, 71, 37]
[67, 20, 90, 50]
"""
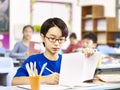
[82, 32, 114, 64]
[81, 32, 97, 57]
[64, 32, 82, 53]
[82, 32, 97, 49]
[0, 41, 6, 55]
[81, 32, 114, 57]
[9, 25, 34, 60]
[64, 32, 97, 57]
[12, 17, 69, 85]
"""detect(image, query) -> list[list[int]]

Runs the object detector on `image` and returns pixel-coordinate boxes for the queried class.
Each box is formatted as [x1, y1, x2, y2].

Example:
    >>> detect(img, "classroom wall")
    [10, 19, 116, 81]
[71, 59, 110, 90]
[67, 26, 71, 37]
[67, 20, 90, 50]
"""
[10, 0, 30, 50]
[9, 0, 116, 50]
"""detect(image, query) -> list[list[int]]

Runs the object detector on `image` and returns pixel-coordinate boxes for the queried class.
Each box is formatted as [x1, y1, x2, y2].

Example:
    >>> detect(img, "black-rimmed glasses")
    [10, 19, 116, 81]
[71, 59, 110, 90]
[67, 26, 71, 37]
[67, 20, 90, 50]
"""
[45, 36, 66, 44]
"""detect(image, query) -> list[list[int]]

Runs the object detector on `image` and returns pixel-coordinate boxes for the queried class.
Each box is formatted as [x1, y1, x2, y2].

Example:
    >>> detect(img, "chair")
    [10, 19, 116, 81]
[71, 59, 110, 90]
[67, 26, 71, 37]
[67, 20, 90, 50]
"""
[0, 57, 14, 86]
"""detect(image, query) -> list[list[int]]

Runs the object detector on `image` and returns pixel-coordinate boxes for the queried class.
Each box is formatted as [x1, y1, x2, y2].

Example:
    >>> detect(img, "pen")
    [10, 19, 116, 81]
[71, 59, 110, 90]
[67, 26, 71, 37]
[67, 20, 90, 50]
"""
[46, 67, 54, 74]
[17, 85, 30, 90]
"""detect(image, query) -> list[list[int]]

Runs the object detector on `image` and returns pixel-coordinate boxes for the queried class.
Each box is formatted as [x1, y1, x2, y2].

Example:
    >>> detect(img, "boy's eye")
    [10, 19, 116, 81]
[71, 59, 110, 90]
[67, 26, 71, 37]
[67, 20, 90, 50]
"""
[50, 38, 55, 40]
[59, 39, 63, 41]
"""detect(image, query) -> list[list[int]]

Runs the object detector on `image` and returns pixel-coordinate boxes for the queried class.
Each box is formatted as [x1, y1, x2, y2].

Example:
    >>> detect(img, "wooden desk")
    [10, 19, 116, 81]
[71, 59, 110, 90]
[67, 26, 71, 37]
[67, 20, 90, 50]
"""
[0, 68, 12, 73]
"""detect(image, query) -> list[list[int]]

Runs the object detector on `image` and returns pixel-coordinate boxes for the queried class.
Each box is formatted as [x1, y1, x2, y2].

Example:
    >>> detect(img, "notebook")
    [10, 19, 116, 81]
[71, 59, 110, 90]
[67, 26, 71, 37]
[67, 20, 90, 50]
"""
[59, 52, 101, 87]
[97, 74, 120, 83]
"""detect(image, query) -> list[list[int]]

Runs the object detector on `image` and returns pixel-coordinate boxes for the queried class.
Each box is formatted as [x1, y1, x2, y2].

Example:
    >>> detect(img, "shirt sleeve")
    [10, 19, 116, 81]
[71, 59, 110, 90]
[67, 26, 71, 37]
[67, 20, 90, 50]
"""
[14, 66, 28, 77]
[9, 42, 26, 58]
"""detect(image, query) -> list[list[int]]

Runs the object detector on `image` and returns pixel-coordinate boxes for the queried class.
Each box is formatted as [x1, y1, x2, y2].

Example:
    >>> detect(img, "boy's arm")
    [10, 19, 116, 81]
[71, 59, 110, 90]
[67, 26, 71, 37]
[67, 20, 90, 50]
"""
[12, 77, 30, 85]
[12, 73, 59, 85]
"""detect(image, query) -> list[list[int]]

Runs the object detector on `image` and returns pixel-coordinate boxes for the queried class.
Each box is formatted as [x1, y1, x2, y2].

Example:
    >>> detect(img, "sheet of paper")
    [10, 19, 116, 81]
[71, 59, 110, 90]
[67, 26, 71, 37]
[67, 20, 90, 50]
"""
[84, 19, 93, 31]
[59, 52, 101, 86]
[82, 53, 100, 81]
[97, 19, 107, 31]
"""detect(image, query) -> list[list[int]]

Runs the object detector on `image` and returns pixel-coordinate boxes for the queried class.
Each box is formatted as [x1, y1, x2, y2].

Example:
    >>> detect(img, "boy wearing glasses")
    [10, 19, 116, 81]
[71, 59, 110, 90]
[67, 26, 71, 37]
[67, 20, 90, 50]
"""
[12, 18, 68, 85]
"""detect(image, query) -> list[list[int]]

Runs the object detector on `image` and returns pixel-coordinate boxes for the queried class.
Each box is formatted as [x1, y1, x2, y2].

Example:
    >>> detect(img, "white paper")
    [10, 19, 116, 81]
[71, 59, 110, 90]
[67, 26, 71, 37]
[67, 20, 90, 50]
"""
[97, 19, 107, 31]
[59, 52, 100, 86]
[84, 19, 93, 31]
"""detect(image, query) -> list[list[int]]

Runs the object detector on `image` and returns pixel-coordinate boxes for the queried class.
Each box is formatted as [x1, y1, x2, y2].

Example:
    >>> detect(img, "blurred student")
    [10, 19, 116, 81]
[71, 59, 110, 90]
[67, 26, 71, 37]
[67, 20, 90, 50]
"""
[12, 17, 69, 85]
[64, 32, 97, 57]
[82, 32, 114, 64]
[64, 32, 82, 53]
[9, 25, 34, 60]
[81, 32, 97, 57]
[82, 32, 97, 49]
[0, 41, 6, 54]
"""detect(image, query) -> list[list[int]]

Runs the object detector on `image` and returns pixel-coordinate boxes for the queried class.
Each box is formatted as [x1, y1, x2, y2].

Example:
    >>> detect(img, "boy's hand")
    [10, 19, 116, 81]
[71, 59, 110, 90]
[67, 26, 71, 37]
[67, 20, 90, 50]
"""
[45, 73, 59, 85]
[82, 48, 95, 57]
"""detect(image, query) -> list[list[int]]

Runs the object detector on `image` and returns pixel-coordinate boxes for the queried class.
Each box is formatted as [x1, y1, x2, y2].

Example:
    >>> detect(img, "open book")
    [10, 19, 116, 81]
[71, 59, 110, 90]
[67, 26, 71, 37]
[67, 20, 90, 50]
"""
[97, 74, 120, 83]
[59, 52, 101, 87]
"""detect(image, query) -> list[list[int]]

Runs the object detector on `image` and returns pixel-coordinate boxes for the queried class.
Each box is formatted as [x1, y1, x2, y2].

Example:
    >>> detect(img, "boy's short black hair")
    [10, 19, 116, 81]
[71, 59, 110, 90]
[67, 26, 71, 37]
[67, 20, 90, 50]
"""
[40, 17, 68, 38]
[69, 32, 77, 39]
[83, 32, 97, 43]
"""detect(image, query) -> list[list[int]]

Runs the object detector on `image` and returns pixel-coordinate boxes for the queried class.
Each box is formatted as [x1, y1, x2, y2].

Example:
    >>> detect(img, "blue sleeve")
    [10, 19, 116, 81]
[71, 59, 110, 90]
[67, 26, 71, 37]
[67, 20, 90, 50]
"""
[9, 42, 26, 58]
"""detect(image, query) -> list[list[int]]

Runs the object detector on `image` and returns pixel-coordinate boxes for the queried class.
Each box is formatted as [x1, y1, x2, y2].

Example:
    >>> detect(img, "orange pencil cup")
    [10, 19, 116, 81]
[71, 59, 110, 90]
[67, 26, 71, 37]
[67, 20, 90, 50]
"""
[29, 75, 41, 90]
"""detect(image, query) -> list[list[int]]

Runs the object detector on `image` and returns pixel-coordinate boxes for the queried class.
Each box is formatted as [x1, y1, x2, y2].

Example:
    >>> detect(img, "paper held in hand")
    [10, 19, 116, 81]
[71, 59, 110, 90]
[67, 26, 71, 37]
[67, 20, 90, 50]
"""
[59, 52, 101, 87]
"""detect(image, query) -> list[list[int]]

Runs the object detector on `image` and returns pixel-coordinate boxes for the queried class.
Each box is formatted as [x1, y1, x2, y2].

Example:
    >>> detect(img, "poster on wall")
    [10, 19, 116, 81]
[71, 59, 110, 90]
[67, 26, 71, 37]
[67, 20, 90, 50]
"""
[0, 33, 9, 50]
[0, 0, 9, 32]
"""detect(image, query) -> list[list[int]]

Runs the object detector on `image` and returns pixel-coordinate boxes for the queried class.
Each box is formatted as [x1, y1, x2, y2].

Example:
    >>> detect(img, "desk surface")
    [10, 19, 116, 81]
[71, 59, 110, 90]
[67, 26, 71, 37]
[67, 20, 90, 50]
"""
[97, 64, 120, 69]
[0, 68, 12, 73]
[0, 83, 120, 90]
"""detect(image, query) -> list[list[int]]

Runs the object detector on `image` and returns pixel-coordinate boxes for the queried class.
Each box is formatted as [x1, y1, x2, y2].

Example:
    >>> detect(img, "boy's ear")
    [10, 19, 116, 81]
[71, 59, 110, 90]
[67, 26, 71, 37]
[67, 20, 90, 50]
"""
[93, 43, 97, 48]
[40, 34, 45, 42]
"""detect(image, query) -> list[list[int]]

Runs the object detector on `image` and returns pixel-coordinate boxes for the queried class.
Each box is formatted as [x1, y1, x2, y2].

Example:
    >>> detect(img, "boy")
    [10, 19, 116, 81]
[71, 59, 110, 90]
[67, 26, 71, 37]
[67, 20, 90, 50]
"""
[12, 17, 69, 85]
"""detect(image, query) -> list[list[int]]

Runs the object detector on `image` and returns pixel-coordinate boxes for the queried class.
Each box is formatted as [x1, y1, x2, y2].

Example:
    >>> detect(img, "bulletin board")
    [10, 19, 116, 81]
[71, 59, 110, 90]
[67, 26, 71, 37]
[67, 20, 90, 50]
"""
[30, 0, 73, 31]
[0, 33, 9, 49]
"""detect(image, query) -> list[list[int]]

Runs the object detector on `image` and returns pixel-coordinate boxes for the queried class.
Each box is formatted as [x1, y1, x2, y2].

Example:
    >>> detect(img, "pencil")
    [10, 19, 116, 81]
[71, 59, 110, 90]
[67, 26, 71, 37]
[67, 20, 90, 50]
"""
[46, 67, 54, 74]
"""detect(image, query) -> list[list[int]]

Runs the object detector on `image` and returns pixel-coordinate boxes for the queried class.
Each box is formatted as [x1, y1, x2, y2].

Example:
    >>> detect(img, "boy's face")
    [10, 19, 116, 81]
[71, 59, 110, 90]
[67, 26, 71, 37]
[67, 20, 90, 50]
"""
[41, 26, 66, 54]
[82, 38, 97, 48]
